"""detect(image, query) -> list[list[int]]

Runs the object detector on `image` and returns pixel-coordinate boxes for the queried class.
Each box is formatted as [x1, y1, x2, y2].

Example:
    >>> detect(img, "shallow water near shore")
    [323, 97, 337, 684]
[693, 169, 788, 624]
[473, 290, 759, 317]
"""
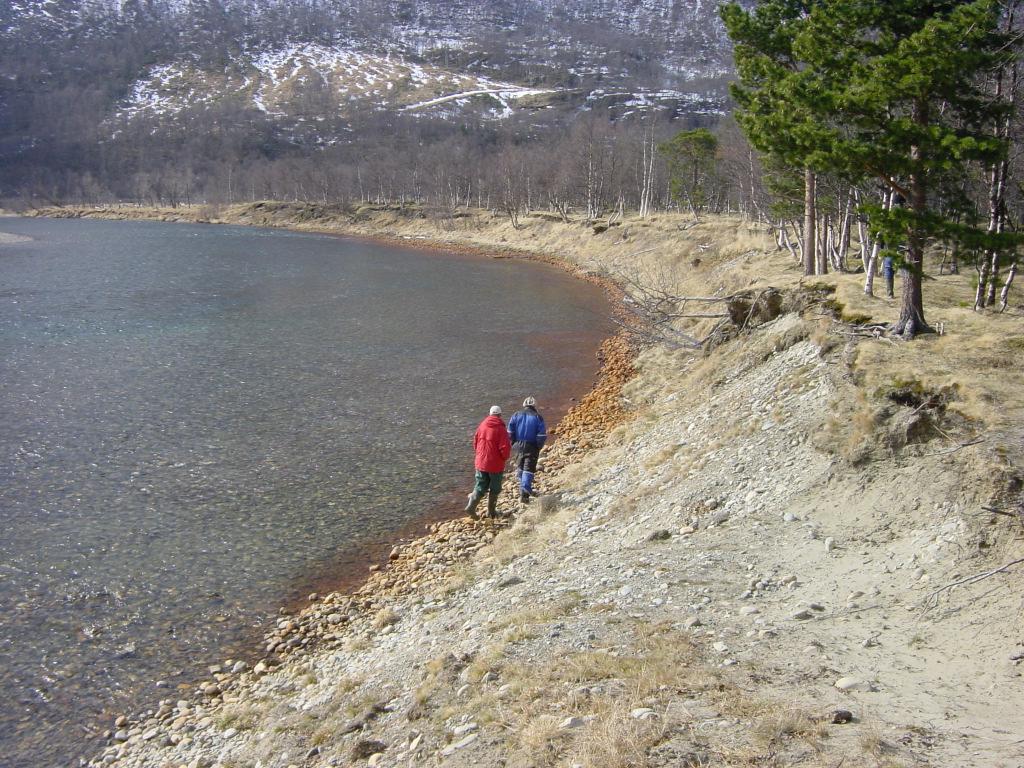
[0, 217, 610, 767]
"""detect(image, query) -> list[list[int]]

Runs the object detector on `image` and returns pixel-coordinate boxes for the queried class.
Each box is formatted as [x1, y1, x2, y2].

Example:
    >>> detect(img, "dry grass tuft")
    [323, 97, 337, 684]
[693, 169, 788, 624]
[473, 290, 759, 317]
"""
[565, 700, 668, 768]
[372, 607, 400, 629]
[752, 708, 827, 751]
[214, 703, 261, 731]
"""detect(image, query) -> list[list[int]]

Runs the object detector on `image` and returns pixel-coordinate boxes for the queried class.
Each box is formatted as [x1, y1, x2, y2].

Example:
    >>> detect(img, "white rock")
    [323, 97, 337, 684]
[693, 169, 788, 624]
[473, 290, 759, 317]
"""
[739, 606, 760, 616]
[441, 733, 479, 755]
[452, 723, 478, 737]
[559, 716, 585, 729]
[630, 708, 658, 720]
[712, 642, 729, 653]
[825, 537, 836, 552]
[834, 676, 869, 691]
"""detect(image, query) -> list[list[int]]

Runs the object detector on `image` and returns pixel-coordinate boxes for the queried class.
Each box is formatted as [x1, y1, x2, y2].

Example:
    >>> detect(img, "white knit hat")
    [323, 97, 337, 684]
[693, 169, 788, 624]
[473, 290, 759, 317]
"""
[489, 405, 502, 415]
[523, 396, 536, 407]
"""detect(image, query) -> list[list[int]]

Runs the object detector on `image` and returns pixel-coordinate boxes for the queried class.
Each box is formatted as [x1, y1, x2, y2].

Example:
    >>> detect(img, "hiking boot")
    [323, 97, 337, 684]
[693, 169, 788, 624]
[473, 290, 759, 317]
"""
[520, 492, 531, 504]
[464, 492, 482, 517]
[486, 491, 499, 518]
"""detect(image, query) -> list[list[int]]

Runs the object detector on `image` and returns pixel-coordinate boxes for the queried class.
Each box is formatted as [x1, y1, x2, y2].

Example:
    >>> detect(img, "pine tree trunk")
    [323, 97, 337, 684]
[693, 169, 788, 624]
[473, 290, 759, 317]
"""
[803, 168, 816, 276]
[896, 110, 929, 338]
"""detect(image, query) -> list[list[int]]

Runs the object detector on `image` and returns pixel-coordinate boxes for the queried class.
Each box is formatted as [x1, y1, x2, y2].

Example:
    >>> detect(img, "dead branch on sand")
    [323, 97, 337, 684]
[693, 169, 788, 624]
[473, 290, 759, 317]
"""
[922, 557, 1024, 609]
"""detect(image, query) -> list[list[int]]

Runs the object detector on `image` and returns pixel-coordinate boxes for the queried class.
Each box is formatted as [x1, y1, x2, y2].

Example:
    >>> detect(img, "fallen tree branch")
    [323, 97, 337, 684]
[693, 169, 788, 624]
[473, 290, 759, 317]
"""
[918, 438, 985, 457]
[923, 557, 1024, 608]
[667, 312, 731, 319]
[981, 504, 1024, 531]
[608, 314, 702, 350]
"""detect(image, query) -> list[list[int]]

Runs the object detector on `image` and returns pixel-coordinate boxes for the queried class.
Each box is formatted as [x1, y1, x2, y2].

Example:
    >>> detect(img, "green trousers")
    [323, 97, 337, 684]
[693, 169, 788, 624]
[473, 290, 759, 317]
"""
[467, 470, 503, 517]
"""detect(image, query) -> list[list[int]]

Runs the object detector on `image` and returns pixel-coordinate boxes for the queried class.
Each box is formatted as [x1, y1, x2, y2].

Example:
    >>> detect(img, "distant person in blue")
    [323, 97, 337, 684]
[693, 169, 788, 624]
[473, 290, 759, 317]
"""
[507, 396, 547, 504]
[882, 255, 895, 298]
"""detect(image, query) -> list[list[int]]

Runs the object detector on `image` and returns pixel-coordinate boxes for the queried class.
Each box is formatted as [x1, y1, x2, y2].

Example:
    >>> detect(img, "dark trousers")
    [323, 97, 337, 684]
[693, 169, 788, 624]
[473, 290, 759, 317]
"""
[514, 442, 540, 495]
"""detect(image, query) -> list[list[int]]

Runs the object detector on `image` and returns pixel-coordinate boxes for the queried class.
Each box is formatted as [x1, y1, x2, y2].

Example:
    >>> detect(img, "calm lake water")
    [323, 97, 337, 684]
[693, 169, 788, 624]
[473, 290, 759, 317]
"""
[0, 217, 610, 767]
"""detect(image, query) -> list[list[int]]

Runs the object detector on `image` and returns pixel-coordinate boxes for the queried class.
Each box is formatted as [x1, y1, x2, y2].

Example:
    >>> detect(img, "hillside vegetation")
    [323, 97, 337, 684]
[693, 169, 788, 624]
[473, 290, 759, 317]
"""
[51, 206, 1024, 768]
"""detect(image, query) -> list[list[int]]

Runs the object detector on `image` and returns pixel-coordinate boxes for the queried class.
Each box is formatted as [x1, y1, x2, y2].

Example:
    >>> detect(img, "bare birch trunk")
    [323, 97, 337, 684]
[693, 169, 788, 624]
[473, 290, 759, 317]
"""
[778, 221, 799, 261]
[803, 168, 816, 276]
[638, 111, 657, 220]
[748, 149, 763, 222]
[863, 189, 892, 297]
[816, 214, 829, 275]
[1000, 262, 1017, 312]
[837, 194, 852, 272]
[977, 50, 1016, 309]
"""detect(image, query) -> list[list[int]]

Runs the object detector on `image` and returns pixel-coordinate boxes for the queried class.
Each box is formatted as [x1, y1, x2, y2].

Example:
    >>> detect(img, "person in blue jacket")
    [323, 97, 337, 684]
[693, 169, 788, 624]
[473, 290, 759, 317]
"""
[507, 396, 547, 504]
[882, 255, 895, 298]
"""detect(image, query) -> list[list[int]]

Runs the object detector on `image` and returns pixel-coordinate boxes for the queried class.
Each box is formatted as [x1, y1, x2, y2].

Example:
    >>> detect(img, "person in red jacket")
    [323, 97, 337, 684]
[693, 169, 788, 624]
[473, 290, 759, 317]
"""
[465, 405, 512, 518]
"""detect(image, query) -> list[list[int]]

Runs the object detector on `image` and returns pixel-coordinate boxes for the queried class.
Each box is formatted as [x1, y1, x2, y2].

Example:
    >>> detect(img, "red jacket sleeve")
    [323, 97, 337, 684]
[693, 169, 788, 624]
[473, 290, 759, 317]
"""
[499, 428, 511, 461]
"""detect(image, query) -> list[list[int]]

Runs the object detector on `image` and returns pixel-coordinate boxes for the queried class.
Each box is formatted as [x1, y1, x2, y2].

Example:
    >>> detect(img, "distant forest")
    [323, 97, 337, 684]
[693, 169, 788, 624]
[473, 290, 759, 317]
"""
[0, 0, 735, 211]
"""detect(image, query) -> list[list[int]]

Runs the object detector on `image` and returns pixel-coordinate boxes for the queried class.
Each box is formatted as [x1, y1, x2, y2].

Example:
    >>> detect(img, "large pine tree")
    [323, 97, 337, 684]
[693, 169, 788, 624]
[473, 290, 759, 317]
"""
[723, 0, 1017, 337]
[722, 1, 821, 276]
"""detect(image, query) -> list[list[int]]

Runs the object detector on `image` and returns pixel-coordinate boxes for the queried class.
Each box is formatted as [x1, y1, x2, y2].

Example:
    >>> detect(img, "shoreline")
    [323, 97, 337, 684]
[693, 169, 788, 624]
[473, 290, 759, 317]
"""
[17, 205, 642, 761]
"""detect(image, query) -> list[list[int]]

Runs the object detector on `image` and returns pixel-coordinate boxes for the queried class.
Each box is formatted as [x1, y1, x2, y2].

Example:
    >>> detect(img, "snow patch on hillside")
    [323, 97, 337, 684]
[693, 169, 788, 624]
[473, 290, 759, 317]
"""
[115, 42, 558, 126]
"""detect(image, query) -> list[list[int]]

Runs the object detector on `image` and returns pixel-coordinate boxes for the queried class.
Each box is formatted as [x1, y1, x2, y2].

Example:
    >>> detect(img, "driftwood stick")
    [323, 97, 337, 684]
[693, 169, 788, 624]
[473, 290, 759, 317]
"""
[980, 504, 1024, 530]
[700, 319, 733, 346]
[923, 557, 1024, 607]
[667, 312, 731, 319]
[918, 438, 984, 457]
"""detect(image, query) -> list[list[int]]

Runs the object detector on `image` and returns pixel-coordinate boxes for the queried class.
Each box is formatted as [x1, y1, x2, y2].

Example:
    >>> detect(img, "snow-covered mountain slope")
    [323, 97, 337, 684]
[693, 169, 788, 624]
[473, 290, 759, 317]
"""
[114, 43, 560, 130]
[1, 0, 744, 160]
